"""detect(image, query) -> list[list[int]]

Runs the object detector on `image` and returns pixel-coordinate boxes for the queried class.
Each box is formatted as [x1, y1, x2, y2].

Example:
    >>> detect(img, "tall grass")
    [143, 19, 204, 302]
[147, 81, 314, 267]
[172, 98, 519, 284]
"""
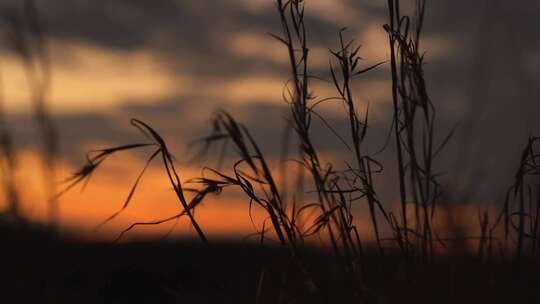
[60, 0, 538, 275]
[1, 0, 58, 227]
[0, 61, 19, 220]
[1, 0, 538, 302]
[385, 0, 449, 260]
[493, 136, 540, 259]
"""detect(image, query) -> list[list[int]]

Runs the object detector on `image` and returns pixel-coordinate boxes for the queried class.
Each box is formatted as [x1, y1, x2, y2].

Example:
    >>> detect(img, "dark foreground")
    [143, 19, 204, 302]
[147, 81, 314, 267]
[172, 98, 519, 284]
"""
[1, 224, 539, 304]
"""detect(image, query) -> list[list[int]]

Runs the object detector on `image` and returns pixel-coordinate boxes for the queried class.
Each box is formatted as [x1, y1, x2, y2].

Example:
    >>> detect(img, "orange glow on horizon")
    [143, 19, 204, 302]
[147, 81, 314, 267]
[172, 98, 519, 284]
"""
[1, 150, 272, 242]
[0, 150, 499, 252]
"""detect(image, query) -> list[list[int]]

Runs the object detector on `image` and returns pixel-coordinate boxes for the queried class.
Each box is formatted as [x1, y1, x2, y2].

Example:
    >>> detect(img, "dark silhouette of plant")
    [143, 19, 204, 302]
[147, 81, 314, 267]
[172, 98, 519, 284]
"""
[2, 0, 59, 227]
[60, 119, 209, 245]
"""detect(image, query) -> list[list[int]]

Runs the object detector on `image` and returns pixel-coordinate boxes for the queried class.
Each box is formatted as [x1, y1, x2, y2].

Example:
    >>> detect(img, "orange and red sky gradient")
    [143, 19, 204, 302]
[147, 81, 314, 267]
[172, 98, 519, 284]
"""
[0, 0, 539, 243]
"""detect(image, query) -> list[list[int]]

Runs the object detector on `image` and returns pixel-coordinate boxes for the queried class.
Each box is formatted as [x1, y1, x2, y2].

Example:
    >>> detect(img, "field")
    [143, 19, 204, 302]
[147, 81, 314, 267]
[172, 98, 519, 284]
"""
[1, 0, 539, 303]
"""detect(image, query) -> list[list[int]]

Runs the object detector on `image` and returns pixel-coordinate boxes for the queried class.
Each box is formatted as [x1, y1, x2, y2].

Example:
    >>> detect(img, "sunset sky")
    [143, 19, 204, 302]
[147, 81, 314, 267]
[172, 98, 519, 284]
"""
[0, 0, 539, 242]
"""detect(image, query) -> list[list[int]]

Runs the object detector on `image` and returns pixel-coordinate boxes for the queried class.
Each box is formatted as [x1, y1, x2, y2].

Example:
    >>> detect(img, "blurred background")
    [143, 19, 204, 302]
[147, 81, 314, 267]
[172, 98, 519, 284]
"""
[0, 0, 538, 242]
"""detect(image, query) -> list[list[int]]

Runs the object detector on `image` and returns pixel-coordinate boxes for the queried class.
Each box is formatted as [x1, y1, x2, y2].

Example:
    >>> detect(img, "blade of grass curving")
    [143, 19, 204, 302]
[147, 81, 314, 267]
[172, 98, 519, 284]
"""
[94, 149, 160, 231]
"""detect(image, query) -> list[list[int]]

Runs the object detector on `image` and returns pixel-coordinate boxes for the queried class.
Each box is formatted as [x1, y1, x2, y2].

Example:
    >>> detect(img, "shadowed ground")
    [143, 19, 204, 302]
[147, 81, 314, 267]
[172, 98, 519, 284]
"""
[2, 223, 539, 304]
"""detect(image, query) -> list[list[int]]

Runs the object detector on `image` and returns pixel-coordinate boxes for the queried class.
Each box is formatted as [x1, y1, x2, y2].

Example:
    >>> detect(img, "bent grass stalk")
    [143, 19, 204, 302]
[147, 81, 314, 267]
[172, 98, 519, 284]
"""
[59, 119, 209, 244]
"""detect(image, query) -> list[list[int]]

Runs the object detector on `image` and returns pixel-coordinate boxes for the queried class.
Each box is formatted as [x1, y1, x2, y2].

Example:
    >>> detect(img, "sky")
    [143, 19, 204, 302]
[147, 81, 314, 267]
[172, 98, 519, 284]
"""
[0, 0, 539, 242]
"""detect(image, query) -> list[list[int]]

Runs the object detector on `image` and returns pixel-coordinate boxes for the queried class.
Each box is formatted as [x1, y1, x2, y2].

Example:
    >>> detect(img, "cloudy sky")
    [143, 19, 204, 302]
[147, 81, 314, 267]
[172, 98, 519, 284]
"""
[0, 0, 538, 241]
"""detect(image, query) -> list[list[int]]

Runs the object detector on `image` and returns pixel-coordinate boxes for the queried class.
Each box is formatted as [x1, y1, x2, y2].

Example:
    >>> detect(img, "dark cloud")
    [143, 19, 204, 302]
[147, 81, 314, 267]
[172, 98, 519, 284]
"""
[24, 0, 343, 78]
[2, 0, 540, 206]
